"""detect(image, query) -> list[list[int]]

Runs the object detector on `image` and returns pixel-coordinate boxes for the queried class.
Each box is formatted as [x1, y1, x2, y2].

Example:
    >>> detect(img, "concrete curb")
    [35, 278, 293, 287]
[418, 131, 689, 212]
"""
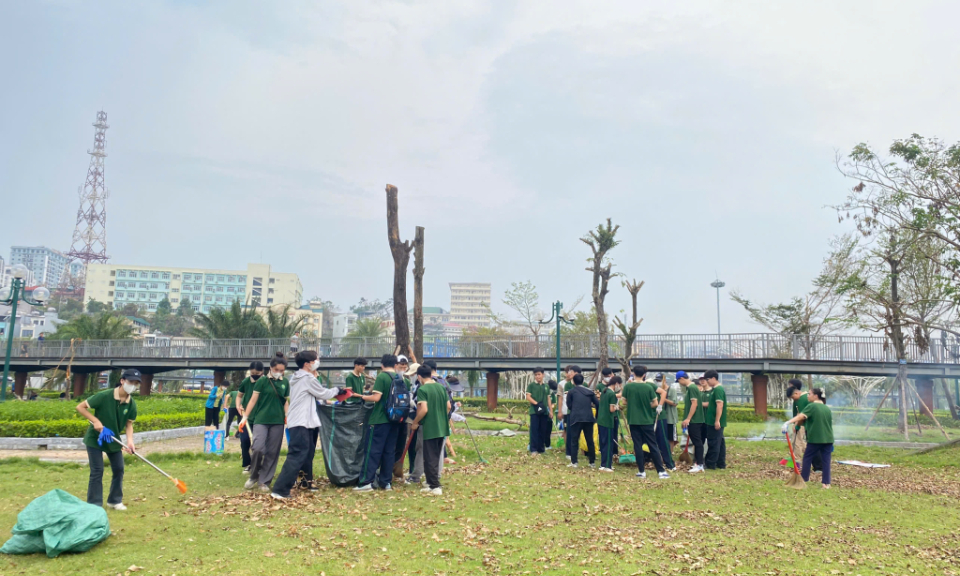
[729, 436, 939, 449]
[0, 426, 208, 451]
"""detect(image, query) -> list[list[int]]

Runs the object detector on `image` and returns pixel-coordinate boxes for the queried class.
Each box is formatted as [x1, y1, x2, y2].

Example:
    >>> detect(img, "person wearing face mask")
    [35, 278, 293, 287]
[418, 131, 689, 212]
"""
[205, 379, 229, 429]
[241, 353, 290, 492]
[76, 368, 141, 510]
[270, 350, 344, 499]
[598, 367, 614, 394]
[236, 361, 265, 474]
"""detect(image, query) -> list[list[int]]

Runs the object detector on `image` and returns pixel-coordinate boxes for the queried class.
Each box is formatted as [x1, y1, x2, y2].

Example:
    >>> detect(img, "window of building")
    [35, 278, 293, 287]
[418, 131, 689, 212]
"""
[108, 291, 114, 297]
[268, 288, 275, 294]
[151, 283, 158, 289]
[217, 275, 225, 282]
[206, 275, 215, 282]
[227, 275, 235, 283]
[110, 270, 115, 277]
[192, 295, 200, 302]
[216, 296, 223, 302]
[252, 288, 262, 299]
[118, 270, 126, 278]
[269, 278, 275, 284]
[108, 281, 114, 286]
[267, 298, 274, 304]
[116, 292, 124, 298]
[148, 304, 157, 310]
[151, 272, 158, 279]
[227, 286, 234, 293]
[161, 272, 169, 280]
[184, 273, 192, 281]
[150, 293, 159, 300]
[140, 272, 148, 279]
[205, 295, 212, 302]
[253, 277, 262, 287]
[238, 276, 246, 283]
[193, 305, 200, 311]
[171, 288, 179, 293]
[170, 298, 178, 303]
[216, 286, 223, 292]
[172, 274, 180, 280]
[139, 292, 147, 299]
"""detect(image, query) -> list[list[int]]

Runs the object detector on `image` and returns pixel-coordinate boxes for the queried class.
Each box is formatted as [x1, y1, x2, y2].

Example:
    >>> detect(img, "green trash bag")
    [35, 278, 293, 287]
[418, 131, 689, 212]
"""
[1, 489, 110, 558]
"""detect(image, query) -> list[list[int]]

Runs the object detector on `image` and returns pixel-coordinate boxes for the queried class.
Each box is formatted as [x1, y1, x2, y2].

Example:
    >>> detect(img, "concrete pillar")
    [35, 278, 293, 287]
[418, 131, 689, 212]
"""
[751, 374, 769, 418]
[915, 377, 935, 417]
[13, 372, 28, 399]
[486, 372, 499, 412]
[71, 373, 87, 398]
[140, 373, 154, 396]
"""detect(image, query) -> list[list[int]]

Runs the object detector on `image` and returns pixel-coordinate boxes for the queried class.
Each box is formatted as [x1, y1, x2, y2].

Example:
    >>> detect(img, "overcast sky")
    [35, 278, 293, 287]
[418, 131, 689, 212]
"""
[3, 1, 959, 334]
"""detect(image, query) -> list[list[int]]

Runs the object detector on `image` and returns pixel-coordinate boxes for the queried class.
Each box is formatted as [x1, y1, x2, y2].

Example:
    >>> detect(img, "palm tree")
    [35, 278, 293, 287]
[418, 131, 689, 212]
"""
[190, 300, 267, 339]
[346, 317, 387, 339]
[264, 304, 306, 338]
[48, 312, 136, 341]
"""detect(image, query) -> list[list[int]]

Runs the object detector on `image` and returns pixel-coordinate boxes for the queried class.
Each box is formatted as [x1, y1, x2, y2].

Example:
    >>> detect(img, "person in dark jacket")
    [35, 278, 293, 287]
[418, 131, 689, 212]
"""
[565, 374, 599, 468]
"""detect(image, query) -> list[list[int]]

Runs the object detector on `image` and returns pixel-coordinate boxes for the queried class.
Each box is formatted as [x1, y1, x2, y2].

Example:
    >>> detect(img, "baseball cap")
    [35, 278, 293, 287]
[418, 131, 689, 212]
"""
[654, 373, 664, 382]
[121, 368, 142, 382]
[675, 370, 689, 381]
[447, 377, 464, 392]
[397, 355, 409, 364]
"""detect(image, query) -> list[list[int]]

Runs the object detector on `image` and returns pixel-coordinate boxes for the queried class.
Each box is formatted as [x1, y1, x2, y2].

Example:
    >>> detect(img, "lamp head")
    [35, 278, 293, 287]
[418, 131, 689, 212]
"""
[33, 286, 50, 303]
[11, 264, 28, 280]
[0, 286, 10, 301]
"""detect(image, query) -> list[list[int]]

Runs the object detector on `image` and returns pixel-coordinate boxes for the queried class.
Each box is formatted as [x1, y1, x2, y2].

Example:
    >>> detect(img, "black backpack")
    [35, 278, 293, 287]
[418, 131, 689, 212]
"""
[385, 372, 414, 423]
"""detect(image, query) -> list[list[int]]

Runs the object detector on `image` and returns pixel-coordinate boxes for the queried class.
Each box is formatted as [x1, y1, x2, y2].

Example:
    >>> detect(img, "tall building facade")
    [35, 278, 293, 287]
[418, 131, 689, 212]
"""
[449, 282, 492, 328]
[84, 263, 302, 314]
[9, 246, 69, 288]
[1, 258, 37, 288]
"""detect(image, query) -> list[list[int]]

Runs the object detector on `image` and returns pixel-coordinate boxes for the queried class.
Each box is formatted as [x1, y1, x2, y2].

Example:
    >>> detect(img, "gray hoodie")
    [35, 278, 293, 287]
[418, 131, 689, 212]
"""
[286, 369, 339, 429]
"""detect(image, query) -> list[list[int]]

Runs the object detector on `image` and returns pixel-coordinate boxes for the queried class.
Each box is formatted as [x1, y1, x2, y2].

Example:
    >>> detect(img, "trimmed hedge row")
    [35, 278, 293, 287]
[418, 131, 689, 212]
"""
[0, 412, 205, 438]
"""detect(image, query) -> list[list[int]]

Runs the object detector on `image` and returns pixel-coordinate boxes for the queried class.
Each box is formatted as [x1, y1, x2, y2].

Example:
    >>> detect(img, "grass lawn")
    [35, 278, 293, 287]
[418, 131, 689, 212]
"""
[1, 435, 959, 575]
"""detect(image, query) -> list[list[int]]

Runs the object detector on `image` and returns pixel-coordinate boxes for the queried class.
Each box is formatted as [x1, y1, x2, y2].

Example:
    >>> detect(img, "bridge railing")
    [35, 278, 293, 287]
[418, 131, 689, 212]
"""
[7, 333, 960, 364]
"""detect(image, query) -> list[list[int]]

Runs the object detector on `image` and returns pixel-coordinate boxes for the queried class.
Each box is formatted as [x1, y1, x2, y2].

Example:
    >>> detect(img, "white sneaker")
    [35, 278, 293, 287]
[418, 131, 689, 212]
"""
[420, 487, 433, 493]
[589, 463, 595, 469]
[658, 471, 671, 479]
[243, 478, 257, 490]
[567, 463, 578, 468]
[258, 484, 271, 493]
[269, 492, 289, 500]
[383, 484, 392, 491]
[242, 467, 251, 476]
[668, 467, 677, 472]
[689, 465, 703, 474]
[429, 487, 442, 496]
[636, 472, 646, 479]
[599, 467, 613, 473]
[404, 476, 420, 485]
[354, 484, 373, 492]
[106, 502, 126, 511]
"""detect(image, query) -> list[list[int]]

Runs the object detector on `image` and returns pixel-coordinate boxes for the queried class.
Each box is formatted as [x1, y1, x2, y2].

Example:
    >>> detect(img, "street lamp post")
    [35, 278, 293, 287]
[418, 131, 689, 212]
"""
[1, 264, 50, 402]
[539, 301, 574, 384]
[710, 278, 725, 336]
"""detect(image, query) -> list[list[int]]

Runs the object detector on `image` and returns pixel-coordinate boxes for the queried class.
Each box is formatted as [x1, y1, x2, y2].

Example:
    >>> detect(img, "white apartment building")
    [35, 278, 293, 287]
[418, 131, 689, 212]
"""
[1, 259, 36, 288]
[9, 246, 69, 288]
[84, 263, 303, 314]
[449, 282, 492, 328]
[332, 313, 359, 338]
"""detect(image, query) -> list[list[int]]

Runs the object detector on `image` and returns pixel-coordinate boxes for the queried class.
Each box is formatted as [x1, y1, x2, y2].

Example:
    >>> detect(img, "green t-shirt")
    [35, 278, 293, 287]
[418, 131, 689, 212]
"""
[252, 377, 289, 425]
[794, 394, 810, 431]
[564, 381, 574, 393]
[82, 389, 138, 453]
[368, 371, 395, 425]
[623, 381, 657, 426]
[228, 390, 239, 409]
[527, 382, 549, 415]
[683, 384, 705, 424]
[345, 373, 365, 403]
[597, 388, 619, 428]
[705, 386, 727, 428]
[238, 377, 258, 411]
[417, 382, 451, 440]
[664, 384, 679, 424]
[801, 402, 834, 444]
[597, 381, 607, 394]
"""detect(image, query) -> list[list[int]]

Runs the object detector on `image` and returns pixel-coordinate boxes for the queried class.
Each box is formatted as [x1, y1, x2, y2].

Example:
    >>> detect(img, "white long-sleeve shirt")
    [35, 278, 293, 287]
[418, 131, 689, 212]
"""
[286, 369, 339, 429]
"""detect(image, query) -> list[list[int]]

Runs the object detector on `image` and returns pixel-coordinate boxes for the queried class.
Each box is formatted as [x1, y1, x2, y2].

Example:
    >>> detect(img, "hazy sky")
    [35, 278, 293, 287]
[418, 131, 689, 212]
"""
[3, 1, 959, 334]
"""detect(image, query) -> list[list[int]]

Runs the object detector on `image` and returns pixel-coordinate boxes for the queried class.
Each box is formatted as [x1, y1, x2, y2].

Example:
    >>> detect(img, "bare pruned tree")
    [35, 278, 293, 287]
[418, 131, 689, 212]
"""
[386, 185, 414, 352]
[612, 278, 644, 376]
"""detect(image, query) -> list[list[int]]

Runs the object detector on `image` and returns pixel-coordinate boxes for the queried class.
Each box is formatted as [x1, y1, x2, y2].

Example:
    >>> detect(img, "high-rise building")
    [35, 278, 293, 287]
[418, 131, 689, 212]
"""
[83, 262, 303, 314]
[449, 282, 492, 328]
[9, 246, 69, 288]
[1, 258, 37, 288]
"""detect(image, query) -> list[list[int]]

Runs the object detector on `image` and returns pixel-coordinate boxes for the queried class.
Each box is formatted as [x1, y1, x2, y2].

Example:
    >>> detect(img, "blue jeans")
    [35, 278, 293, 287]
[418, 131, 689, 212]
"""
[359, 422, 401, 488]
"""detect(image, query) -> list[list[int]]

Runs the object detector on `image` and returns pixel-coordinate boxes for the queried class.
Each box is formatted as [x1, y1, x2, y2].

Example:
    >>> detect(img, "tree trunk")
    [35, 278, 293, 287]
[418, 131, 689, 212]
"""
[413, 226, 425, 362]
[386, 185, 413, 353]
[889, 258, 909, 440]
[938, 378, 959, 420]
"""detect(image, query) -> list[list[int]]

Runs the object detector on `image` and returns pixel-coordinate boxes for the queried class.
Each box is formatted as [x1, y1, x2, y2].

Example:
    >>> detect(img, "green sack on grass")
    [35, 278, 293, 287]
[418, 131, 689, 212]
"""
[1, 489, 110, 558]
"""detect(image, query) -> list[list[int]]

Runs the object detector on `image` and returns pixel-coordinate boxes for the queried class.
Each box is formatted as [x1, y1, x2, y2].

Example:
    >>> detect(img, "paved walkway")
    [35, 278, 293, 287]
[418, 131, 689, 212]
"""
[0, 434, 242, 463]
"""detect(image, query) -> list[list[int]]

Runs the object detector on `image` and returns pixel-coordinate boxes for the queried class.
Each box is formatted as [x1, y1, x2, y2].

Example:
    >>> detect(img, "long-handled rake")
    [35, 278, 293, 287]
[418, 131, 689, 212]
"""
[462, 414, 488, 464]
[113, 439, 188, 494]
[677, 427, 693, 465]
[784, 430, 805, 490]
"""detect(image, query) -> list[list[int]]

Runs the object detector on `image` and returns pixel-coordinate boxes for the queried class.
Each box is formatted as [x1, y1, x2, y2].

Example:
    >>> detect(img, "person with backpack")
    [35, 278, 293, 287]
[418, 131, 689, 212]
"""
[354, 354, 406, 492]
[270, 350, 343, 500]
[623, 365, 669, 479]
[409, 364, 451, 495]
[240, 353, 290, 492]
[235, 361, 264, 474]
[597, 375, 622, 472]
[566, 373, 599, 468]
[393, 355, 416, 480]
[526, 367, 552, 455]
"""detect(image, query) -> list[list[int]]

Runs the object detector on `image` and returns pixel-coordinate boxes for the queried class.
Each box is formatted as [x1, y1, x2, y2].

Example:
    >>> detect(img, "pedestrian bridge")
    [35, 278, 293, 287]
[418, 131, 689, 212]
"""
[8, 333, 960, 379]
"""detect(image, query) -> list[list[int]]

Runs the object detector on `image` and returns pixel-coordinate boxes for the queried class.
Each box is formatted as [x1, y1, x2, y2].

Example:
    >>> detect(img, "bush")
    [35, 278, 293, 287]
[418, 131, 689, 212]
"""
[0, 412, 205, 438]
[454, 398, 528, 414]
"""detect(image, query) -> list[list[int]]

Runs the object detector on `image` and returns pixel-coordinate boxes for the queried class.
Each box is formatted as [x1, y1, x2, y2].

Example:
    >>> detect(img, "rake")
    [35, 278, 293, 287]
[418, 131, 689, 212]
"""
[677, 427, 693, 465]
[783, 430, 806, 490]
[462, 414, 488, 464]
[113, 439, 188, 494]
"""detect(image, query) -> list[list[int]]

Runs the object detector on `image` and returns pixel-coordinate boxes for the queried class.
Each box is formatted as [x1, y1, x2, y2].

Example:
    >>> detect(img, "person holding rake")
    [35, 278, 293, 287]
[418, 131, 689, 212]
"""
[782, 387, 834, 489]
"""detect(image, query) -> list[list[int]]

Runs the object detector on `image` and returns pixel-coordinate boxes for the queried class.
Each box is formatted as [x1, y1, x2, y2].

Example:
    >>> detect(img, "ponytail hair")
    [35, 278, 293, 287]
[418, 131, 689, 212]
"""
[270, 352, 288, 368]
[811, 387, 825, 402]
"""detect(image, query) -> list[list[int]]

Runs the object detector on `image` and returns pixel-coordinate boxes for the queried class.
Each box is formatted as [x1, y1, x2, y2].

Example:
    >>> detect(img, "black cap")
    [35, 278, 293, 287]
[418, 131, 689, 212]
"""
[121, 369, 142, 382]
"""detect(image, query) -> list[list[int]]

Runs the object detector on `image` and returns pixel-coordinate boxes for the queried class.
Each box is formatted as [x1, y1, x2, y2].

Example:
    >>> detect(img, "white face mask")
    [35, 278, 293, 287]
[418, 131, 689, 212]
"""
[270, 370, 283, 379]
[311, 359, 321, 371]
[122, 383, 137, 395]
[603, 376, 612, 383]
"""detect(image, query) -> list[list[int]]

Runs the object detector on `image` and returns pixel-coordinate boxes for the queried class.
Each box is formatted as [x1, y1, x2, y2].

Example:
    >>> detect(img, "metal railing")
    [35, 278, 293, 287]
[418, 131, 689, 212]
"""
[6, 333, 960, 364]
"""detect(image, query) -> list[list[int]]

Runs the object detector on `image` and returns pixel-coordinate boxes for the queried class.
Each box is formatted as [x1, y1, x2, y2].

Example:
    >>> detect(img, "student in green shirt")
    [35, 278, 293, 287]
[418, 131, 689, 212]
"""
[783, 387, 833, 488]
[224, 388, 241, 437]
[345, 357, 368, 404]
[526, 367, 552, 455]
[622, 365, 669, 479]
[76, 368, 142, 510]
[241, 353, 290, 492]
[703, 370, 726, 470]
[679, 371, 705, 472]
[597, 375, 622, 472]
[354, 354, 403, 492]
[598, 367, 614, 394]
[235, 361, 264, 473]
[787, 379, 821, 472]
[654, 374, 677, 471]
[410, 364, 451, 495]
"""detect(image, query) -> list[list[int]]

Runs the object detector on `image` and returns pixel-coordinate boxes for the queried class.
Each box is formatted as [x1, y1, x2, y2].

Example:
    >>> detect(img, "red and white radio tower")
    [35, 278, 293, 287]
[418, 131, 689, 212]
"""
[65, 111, 111, 296]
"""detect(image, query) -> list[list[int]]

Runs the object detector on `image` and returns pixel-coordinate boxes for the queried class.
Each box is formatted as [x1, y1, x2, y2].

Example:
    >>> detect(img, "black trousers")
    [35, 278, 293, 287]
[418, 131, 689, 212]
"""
[408, 427, 419, 475]
[529, 414, 550, 453]
[705, 426, 726, 469]
[629, 424, 664, 473]
[272, 426, 319, 497]
[239, 426, 252, 468]
[86, 447, 124, 506]
[539, 413, 552, 450]
[225, 408, 241, 433]
[359, 422, 401, 488]
[687, 422, 705, 466]
[564, 415, 574, 458]
[423, 436, 445, 489]
[567, 421, 595, 465]
[205, 407, 221, 428]
[598, 421, 618, 469]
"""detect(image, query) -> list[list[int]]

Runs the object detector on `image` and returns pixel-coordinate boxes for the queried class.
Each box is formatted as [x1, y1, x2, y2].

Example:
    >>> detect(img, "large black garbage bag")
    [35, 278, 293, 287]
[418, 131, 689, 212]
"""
[1, 489, 110, 558]
[317, 402, 373, 487]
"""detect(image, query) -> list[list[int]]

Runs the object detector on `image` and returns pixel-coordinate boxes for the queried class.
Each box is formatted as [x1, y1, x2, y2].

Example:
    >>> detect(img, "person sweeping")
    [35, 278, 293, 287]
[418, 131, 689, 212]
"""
[782, 387, 834, 489]
[76, 368, 141, 510]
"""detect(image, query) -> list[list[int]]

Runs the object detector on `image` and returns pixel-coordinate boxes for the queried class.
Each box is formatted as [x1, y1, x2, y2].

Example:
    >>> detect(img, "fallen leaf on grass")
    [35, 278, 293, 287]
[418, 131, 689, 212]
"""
[264, 551, 275, 557]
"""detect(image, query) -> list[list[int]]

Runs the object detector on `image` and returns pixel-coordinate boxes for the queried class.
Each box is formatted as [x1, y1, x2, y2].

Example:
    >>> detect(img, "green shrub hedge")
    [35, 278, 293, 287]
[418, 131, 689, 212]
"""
[0, 412, 205, 438]
[0, 396, 208, 422]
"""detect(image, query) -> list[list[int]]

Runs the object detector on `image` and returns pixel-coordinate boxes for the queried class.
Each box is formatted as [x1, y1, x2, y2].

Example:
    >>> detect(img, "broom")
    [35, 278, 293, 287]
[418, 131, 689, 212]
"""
[783, 430, 805, 489]
[113, 439, 188, 494]
[677, 426, 692, 465]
